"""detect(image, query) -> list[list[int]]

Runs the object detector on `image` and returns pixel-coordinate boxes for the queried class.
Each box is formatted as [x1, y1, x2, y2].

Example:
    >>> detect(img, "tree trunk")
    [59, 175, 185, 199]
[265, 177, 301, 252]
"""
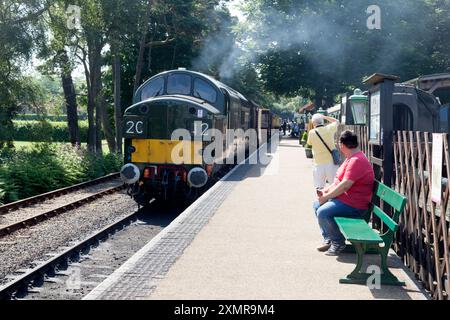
[99, 87, 116, 153]
[133, 0, 153, 94]
[88, 37, 103, 155]
[134, 33, 147, 95]
[60, 59, 80, 146]
[84, 60, 96, 153]
[114, 54, 123, 155]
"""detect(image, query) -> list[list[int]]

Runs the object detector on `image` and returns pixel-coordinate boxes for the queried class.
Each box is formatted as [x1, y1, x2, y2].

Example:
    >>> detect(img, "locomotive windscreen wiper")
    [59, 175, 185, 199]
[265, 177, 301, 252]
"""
[194, 90, 203, 100]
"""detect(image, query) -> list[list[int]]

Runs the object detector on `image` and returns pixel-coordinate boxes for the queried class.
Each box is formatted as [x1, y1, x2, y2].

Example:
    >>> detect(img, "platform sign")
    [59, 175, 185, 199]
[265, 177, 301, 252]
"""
[369, 91, 381, 144]
[431, 133, 444, 204]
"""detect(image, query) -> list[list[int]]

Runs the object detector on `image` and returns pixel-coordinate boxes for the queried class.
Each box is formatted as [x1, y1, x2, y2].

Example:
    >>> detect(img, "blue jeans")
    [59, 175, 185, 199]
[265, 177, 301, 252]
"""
[313, 199, 364, 245]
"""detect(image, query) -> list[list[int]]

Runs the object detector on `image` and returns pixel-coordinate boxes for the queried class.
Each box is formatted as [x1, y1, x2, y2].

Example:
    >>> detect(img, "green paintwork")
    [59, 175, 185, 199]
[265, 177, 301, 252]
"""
[372, 205, 398, 232]
[374, 181, 407, 213]
[334, 217, 383, 243]
[124, 100, 213, 140]
[334, 180, 407, 286]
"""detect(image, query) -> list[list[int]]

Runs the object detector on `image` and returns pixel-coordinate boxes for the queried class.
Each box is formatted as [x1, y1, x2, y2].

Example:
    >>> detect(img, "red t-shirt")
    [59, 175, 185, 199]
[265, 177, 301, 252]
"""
[333, 151, 374, 210]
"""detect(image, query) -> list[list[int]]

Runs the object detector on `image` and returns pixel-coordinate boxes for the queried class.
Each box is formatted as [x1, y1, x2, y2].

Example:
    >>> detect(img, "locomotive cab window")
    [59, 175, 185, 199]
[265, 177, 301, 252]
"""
[167, 74, 191, 95]
[141, 77, 164, 100]
[193, 78, 217, 103]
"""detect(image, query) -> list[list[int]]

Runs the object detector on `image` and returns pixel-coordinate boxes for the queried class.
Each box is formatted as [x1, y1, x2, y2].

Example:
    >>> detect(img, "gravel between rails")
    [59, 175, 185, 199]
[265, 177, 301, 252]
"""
[0, 179, 123, 227]
[0, 191, 138, 285]
[23, 207, 180, 300]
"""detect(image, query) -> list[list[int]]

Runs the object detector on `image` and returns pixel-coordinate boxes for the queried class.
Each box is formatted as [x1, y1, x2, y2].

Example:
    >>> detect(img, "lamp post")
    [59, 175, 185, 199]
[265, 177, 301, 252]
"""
[349, 88, 369, 125]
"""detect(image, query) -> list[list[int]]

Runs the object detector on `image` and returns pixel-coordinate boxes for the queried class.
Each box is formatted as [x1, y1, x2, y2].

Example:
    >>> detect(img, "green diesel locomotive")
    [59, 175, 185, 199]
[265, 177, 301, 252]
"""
[120, 69, 279, 206]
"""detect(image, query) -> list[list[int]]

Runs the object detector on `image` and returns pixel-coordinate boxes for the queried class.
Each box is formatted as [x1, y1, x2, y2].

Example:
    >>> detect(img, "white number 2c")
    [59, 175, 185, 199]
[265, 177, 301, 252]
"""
[126, 121, 144, 134]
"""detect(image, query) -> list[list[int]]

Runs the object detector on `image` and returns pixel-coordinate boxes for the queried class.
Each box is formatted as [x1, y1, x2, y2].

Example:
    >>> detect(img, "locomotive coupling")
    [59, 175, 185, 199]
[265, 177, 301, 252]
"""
[120, 163, 141, 185]
[187, 167, 208, 188]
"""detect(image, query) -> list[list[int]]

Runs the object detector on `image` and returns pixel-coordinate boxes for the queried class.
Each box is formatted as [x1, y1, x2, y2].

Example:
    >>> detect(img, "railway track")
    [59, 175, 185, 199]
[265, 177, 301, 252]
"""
[0, 164, 236, 300]
[0, 173, 120, 215]
[0, 205, 146, 300]
[0, 174, 124, 237]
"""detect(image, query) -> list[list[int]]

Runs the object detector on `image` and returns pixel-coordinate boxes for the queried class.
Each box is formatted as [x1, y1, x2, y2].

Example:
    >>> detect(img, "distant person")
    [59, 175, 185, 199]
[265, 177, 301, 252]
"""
[299, 120, 305, 134]
[282, 121, 287, 136]
[313, 130, 375, 255]
[306, 114, 340, 189]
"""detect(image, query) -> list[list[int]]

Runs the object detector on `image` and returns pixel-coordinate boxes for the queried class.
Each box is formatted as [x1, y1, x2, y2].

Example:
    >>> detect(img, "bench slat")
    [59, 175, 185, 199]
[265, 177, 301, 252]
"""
[374, 182, 407, 213]
[373, 205, 399, 232]
[334, 217, 383, 243]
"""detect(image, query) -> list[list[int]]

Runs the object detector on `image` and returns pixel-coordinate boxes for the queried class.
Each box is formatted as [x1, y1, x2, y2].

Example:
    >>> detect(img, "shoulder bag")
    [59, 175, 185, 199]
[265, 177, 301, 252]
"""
[314, 129, 342, 165]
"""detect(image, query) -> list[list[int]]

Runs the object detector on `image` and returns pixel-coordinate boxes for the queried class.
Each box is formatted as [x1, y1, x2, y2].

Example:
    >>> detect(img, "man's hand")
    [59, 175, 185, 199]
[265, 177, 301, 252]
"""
[318, 195, 328, 205]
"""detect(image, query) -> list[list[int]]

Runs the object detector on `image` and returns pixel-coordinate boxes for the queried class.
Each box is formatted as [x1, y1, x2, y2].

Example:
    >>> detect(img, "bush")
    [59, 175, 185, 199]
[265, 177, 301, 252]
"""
[12, 120, 91, 142]
[15, 114, 88, 121]
[0, 143, 123, 204]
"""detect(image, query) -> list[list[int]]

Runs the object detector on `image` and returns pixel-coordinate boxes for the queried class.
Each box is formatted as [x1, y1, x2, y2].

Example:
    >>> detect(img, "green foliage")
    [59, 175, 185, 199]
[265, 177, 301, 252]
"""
[0, 181, 5, 205]
[12, 120, 91, 142]
[0, 0, 49, 147]
[0, 144, 123, 204]
[243, 0, 450, 106]
[16, 114, 88, 121]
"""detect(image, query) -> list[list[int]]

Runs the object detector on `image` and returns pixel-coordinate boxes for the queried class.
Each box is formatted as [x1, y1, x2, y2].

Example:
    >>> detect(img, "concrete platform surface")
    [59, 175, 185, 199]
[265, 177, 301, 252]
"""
[86, 137, 429, 300]
[149, 138, 428, 300]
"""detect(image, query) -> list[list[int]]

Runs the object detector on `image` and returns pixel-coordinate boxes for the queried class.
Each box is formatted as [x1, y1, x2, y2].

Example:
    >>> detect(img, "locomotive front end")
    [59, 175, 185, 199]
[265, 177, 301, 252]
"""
[120, 96, 218, 205]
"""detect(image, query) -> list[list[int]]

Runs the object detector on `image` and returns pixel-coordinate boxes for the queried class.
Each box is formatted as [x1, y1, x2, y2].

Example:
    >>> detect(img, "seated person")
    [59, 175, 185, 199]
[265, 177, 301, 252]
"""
[313, 130, 375, 256]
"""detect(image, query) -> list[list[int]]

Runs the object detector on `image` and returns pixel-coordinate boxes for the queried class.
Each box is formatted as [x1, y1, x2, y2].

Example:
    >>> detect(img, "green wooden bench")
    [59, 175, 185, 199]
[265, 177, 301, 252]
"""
[334, 180, 407, 286]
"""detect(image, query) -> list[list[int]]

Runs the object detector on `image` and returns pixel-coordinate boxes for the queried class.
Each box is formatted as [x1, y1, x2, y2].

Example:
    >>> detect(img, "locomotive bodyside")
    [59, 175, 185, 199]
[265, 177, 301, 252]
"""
[121, 69, 272, 205]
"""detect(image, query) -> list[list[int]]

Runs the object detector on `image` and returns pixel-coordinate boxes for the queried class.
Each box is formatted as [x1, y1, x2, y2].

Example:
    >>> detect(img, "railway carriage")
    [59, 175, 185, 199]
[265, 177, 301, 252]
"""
[120, 69, 277, 205]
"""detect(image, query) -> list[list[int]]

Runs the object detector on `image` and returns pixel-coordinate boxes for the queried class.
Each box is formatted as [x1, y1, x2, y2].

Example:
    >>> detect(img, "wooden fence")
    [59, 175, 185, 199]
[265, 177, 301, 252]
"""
[336, 126, 449, 300]
[393, 131, 449, 300]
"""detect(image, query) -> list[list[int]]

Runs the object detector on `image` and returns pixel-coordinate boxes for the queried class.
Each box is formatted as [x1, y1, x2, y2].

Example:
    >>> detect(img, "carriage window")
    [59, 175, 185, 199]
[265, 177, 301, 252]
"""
[194, 78, 217, 103]
[167, 74, 191, 95]
[141, 77, 164, 100]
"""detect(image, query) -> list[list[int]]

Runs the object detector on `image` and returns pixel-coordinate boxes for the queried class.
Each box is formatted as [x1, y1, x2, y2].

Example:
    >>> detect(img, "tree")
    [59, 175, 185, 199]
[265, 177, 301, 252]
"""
[0, 0, 50, 148]
[38, 1, 80, 146]
[241, 0, 446, 107]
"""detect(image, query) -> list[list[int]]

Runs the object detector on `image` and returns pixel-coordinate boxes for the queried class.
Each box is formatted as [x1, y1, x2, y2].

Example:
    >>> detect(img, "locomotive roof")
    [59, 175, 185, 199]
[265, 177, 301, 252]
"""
[134, 69, 250, 105]
[125, 95, 221, 115]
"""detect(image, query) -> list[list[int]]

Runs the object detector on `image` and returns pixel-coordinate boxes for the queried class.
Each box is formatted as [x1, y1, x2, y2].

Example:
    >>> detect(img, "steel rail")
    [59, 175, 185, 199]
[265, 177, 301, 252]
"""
[0, 184, 125, 238]
[0, 206, 147, 300]
[0, 173, 120, 215]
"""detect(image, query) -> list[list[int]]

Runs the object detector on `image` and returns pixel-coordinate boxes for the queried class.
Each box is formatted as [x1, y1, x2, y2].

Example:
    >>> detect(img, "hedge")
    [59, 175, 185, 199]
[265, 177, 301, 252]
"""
[12, 120, 97, 142]
[0, 144, 123, 205]
[15, 114, 88, 121]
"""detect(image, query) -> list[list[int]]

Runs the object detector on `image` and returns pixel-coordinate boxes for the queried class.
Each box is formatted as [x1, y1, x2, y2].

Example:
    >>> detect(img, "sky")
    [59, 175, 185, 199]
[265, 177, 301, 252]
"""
[227, 0, 245, 22]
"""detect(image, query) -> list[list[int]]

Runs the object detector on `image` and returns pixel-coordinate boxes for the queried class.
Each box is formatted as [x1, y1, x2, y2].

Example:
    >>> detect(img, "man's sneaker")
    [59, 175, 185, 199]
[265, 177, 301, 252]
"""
[316, 241, 331, 252]
[325, 243, 346, 256]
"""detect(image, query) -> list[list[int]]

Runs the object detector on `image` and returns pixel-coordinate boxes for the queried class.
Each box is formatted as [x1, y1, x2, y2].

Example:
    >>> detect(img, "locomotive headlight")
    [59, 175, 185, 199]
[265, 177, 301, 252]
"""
[187, 167, 208, 188]
[120, 163, 141, 185]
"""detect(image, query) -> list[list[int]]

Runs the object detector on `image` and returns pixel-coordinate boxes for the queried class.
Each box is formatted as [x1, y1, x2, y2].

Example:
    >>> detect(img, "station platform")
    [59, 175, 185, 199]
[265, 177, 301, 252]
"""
[84, 137, 428, 300]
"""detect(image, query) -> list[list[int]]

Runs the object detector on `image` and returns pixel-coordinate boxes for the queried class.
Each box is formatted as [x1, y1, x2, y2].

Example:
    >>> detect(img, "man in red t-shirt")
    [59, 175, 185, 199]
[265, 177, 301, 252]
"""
[313, 130, 374, 256]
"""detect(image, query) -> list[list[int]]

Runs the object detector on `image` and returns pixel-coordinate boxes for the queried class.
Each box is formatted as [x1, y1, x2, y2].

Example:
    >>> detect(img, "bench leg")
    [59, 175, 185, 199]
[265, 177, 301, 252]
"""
[379, 248, 405, 286]
[339, 245, 405, 286]
[340, 243, 366, 284]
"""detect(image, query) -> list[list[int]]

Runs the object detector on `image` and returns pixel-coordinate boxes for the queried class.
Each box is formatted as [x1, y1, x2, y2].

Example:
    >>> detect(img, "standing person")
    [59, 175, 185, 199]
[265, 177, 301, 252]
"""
[313, 130, 375, 255]
[306, 114, 340, 189]
[282, 121, 287, 136]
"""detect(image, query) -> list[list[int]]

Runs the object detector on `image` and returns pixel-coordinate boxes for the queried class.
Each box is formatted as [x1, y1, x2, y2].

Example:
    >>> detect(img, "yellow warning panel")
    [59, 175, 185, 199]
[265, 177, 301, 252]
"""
[131, 139, 202, 165]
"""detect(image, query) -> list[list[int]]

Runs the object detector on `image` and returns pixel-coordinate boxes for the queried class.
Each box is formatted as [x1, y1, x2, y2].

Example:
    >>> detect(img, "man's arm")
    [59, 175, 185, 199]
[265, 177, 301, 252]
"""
[319, 179, 354, 204]
[322, 115, 339, 124]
